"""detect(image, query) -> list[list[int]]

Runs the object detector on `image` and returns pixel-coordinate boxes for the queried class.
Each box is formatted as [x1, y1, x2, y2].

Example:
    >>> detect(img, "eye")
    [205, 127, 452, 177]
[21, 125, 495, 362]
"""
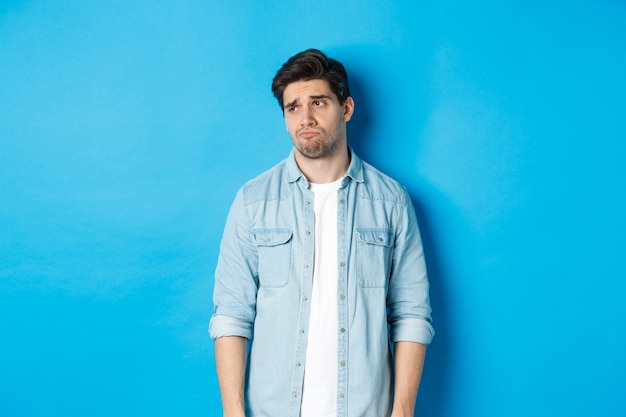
[313, 100, 325, 107]
[287, 105, 298, 112]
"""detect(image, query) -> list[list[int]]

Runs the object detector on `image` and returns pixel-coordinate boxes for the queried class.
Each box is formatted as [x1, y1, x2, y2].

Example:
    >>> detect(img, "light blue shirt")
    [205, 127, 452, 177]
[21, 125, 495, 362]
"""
[209, 148, 434, 417]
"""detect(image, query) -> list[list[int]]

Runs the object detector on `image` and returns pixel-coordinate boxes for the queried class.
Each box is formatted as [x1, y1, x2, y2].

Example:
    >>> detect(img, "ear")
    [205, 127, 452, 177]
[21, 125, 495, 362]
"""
[342, 97, 355, 122]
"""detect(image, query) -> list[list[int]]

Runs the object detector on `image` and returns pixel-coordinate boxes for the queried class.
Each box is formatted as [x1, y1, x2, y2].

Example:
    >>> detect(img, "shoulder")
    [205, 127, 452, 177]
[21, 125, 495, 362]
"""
[359, 160, 408, 205]
[238, 159, 291, 205]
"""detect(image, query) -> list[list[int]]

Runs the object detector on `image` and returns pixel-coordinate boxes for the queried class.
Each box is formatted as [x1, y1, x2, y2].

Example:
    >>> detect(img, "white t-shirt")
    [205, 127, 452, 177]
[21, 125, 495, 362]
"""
[300, 178, 343, 417]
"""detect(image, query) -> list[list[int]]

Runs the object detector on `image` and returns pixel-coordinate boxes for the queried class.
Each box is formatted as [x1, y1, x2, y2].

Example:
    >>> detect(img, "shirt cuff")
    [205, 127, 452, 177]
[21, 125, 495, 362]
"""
[209, 314, 253, 340]
[390, 318, 435, 345]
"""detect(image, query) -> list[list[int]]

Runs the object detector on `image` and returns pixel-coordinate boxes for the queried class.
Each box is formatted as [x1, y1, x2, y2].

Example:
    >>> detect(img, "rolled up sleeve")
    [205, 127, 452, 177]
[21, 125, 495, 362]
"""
[387, 189, 435, 345]
[209, 314, 254, 340]
[209, 188, 258, 340]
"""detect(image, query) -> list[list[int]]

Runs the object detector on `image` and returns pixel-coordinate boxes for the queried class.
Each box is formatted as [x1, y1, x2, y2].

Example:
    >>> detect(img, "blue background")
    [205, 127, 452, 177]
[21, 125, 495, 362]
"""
[1, 1, 625, 416]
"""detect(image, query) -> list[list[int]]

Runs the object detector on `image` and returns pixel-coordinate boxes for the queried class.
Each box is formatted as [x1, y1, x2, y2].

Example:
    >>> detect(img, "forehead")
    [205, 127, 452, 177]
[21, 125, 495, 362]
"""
[283, 79, 336, 102]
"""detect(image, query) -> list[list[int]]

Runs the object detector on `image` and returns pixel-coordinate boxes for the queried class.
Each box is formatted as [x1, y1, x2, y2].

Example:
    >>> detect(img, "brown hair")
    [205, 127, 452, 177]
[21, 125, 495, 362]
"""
[271, 49, 351, 110]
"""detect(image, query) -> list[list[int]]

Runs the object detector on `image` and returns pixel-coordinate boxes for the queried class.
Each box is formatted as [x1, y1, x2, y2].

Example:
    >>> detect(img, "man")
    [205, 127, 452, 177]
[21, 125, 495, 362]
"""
[209, 49, 434, 417]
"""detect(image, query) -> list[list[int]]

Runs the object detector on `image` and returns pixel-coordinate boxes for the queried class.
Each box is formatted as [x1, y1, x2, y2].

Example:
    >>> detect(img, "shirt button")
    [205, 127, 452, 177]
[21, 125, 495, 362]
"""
[339, 294, 345, 300]
[339, 392, 345, 398]
[339, 230, 345, 235]
[300, 328, 305, 334]
[304, 264, 309, 269]
[296, 362, 302, 367]
[378, 237, 384, 242]
[303, 296, 308, 302]
[293, 393, 299, 398]
[305, 201, 311, 206]
[339, 261, 345, 267]
[340, 361, 346, 366]
[340, 328, 345, 333]
[339, 199, 345, 204]
[306, 230, 311, 236]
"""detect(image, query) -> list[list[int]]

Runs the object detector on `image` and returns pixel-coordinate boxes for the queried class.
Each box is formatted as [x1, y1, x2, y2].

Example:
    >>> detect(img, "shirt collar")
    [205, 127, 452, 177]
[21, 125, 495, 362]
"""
[285, 146, 364, 184]
[345, 147, 364, 183]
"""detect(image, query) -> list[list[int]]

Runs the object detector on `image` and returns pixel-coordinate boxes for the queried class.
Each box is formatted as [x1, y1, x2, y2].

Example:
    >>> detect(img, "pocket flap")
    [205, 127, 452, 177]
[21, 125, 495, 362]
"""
[253, 229, 293, 247]
[356, 228, 393, 247]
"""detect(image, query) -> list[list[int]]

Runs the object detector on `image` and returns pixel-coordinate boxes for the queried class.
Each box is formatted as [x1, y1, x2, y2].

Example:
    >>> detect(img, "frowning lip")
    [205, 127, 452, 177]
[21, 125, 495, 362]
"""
[298, 129, 320, 139]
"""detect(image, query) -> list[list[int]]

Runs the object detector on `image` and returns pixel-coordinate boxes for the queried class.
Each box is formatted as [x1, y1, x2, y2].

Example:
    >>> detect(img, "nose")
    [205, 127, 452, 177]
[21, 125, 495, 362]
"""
[300, 105, 316, 126]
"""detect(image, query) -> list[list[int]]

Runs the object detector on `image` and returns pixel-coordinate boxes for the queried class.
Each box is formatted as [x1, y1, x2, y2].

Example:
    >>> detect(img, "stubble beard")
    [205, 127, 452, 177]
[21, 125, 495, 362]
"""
[292, 127, 343, 160]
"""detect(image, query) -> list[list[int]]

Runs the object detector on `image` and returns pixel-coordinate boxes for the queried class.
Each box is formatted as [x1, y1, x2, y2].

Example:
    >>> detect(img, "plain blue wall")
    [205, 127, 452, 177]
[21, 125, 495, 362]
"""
[1, 1, 625, 416]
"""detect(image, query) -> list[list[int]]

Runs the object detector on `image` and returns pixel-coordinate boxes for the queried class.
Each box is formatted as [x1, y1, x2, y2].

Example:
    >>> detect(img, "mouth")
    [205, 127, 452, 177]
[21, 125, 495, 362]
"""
[298, 129, 320, 139]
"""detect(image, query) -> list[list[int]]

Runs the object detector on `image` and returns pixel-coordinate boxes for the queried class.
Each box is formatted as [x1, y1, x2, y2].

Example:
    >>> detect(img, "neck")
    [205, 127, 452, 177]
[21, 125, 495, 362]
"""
[295, 146, 350, 184]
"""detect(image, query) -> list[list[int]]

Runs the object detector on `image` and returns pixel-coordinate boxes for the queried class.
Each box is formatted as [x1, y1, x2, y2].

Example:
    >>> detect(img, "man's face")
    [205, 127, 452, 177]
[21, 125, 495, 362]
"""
[282, 79, 354, 160]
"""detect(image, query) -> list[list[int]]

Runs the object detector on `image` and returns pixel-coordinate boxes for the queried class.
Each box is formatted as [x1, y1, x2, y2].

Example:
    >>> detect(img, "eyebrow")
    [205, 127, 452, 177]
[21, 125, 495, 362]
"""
[284, 99, 299, 109]
[283, 94, 334, 110]
[310, 94, 333, 100]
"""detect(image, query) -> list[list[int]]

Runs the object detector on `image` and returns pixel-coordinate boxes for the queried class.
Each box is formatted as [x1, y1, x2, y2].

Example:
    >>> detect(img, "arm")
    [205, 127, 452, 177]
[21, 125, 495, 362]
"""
[388, 189, 433, 416]
[390, 341, 427, 417]
[387, 189, 434, 346]
[215, 336, 248, 417]
[210, 190, 257, 415]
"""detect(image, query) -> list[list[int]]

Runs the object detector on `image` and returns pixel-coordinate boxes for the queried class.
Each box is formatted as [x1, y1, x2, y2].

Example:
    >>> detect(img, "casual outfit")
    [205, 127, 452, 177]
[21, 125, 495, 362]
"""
[209, 148, 434, 417]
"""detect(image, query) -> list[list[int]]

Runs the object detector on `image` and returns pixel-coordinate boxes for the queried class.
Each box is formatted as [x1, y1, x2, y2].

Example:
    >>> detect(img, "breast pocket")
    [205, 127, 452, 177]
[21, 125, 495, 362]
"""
[253, 229, 293, 288]
[356, 228, 394, 288]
